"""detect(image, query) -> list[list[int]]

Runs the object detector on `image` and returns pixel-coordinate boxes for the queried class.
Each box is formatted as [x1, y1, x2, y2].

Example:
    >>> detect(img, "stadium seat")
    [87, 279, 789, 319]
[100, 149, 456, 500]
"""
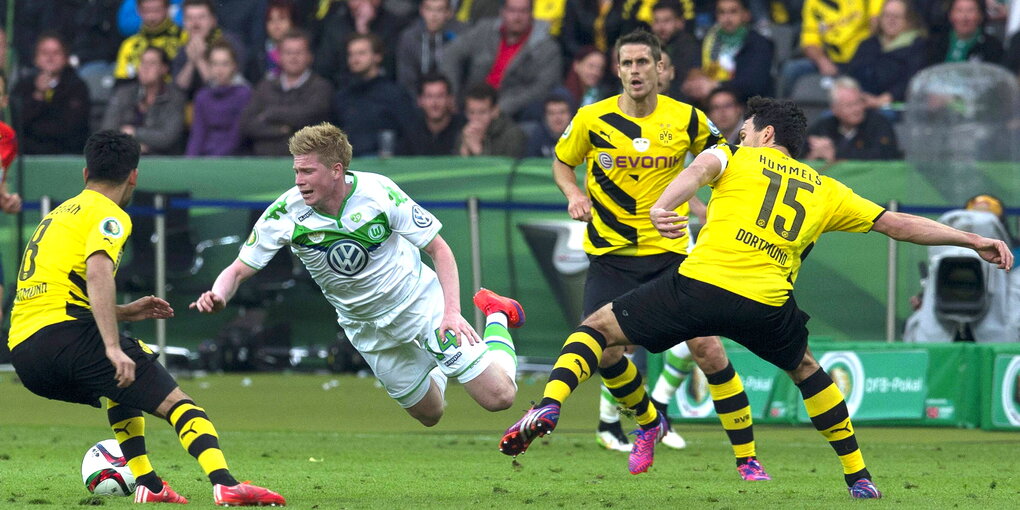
[789, 73, 831, 127]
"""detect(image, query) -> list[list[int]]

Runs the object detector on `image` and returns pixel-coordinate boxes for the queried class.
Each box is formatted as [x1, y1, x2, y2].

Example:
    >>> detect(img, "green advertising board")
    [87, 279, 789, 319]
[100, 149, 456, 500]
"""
[983, 348, 1020, 430]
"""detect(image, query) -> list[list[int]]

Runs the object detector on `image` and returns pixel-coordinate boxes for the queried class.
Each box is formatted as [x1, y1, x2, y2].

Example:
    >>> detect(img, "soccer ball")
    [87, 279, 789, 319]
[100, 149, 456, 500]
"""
[81, 439, 136, 496]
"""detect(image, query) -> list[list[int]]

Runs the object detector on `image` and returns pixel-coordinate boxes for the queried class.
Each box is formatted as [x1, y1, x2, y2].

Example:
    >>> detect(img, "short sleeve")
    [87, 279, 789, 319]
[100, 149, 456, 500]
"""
[821, 177, 886, 233]
[554, 110, 590, 167]
[238, 198, 294, 270]
[85, 210, 132, 264]
[380, 177, 443, 249]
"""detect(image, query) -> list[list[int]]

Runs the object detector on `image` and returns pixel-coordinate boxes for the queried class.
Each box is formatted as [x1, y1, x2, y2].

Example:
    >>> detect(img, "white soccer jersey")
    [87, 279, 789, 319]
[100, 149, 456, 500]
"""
[239, 171, 443, 350]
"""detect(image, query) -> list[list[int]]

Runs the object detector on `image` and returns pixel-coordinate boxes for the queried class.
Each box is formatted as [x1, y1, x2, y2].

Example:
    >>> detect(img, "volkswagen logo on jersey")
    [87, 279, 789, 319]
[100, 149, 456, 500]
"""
[326, 240, 369, 276]
[597, 151, 613, 170]
[412, 205, 433, 228]
[632, 138, 650, 152]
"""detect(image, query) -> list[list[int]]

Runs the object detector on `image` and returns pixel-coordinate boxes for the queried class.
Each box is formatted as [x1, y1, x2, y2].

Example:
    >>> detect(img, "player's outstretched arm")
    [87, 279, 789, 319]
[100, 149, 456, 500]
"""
[873, 211, 1014, 270]
[423, 234, 481, 346]
[117, 295, 174, 322]
[86, 252, 136, 388]
[189, 259, 259, 313]
[651, 151, 723, 238]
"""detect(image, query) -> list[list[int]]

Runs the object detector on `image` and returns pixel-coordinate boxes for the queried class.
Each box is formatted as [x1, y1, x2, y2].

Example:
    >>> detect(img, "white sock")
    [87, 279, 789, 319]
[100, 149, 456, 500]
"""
[599, 385, 620, 422]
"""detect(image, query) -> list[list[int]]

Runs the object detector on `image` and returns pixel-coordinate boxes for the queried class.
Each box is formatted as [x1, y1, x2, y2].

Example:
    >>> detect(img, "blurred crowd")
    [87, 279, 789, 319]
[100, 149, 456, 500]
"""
[3, 0, 1020, 163]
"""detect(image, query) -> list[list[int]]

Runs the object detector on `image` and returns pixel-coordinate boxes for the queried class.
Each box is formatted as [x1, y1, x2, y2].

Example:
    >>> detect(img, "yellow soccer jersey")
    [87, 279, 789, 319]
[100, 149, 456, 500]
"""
[800, 0, 881, 63]
[555, 95, 723, 256]
[8, 190, 132, 349]
[680, 144, 885, 306]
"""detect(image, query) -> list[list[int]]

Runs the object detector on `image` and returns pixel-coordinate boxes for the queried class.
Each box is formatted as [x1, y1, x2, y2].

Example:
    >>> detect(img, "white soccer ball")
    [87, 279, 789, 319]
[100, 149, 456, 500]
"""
[81, 439, 136, 496]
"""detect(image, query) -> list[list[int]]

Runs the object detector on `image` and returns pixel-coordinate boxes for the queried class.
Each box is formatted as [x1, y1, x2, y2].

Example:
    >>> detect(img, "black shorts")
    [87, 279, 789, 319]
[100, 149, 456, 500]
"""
[613, 273, 810, 371]
[10, 320, 178, 412]
[583, 252, 686, 316]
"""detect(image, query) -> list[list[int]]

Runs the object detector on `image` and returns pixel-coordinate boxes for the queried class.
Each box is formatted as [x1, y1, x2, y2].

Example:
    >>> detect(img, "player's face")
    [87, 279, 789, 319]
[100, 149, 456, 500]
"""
[183, 6, 216, 38]
[266, 7, 293, 42]
[293, 153, 340, 208]
[421, 0, 451, 33]
[715, 0, 749, 33]
[574, 51, 605, 88]
[279, 37, 311, 77]
[949, 0, 981, 38]
[208, 47, 237, 86]
[617, 44, 661, 101]
[418, 81, 453, 121]
[34, 38, 67, 75]
[738, 116, 760, 146]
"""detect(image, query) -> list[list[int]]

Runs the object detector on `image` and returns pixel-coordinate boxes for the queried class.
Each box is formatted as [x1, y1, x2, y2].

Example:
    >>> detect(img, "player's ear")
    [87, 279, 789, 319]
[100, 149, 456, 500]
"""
[127, 168, 138, 186]
[82, 167, 89, 184]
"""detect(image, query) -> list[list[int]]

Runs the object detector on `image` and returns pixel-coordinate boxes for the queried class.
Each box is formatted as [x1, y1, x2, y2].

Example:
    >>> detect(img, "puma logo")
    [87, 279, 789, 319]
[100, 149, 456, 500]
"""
[830, 423, 853, 435]
[599, 130, 611, 141]
[180, 421, 199, 439]
[573, 359, 589, 379]
[113, 421, 131, 436]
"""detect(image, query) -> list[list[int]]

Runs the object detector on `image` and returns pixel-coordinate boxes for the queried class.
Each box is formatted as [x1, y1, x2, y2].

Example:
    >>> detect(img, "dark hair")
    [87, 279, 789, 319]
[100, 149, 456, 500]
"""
[205, 39, 238, 62]
[651, 1, 684, 18]
[706, 85, 742, 107]
[35, 30, 68, 56]
[142, 45, 171, 66]
[183, 0, 216, 15]
[267, 0, 297, 24]
[614, 29, 661, 63]
[464, 82, 498, 105]
[136, 0, 170, 7]
[417, 71, 452, 96]
[745, 96, 806, 158]
[347, 32, 384, 57]
[85, 131, 141, 183]
[717, 0, 750, 11]
[280, 28, 312, 48]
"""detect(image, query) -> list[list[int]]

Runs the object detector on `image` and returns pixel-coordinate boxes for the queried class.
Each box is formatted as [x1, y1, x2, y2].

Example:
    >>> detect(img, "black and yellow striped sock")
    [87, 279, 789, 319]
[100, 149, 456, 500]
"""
[706, 362, 756, 462]
[601, 356, 658, 427]
[108, 400, 162, 493]
[797, 368, 871, 486]
[540, 326, 605, 408]
[166, 400, 238, 487]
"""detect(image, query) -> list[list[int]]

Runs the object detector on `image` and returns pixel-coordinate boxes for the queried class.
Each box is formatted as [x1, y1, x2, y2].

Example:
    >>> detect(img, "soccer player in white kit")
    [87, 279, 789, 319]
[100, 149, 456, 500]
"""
[191, 123, 522, 426]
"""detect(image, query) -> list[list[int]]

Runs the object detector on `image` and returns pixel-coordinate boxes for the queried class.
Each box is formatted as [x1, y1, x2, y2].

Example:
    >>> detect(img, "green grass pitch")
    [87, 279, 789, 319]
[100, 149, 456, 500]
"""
[1, 372, 1017, 509]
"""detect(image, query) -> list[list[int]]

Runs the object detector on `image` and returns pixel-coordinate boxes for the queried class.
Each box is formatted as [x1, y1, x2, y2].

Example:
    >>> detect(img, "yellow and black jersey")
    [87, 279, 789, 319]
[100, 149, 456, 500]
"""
[555, 94, 723, 256]
[8, 190, 132, 349]
[680, 144, 885, 306]
[800, 0, 880, 63]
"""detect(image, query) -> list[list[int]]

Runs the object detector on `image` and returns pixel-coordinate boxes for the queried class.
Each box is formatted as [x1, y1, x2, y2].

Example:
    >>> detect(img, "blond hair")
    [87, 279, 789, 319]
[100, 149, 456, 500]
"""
[288, 122, 353, 170]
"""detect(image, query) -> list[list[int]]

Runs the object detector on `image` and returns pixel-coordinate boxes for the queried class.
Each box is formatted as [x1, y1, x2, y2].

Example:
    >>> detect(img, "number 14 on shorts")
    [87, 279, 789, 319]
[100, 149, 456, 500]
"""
[424, 329, 458, 360]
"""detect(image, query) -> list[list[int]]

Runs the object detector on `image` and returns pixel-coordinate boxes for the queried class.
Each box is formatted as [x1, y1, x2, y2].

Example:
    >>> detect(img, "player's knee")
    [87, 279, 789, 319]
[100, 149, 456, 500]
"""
[409, 408, 443, 427]
[482, 385, 515, 412]
[689, 337, 728, 373]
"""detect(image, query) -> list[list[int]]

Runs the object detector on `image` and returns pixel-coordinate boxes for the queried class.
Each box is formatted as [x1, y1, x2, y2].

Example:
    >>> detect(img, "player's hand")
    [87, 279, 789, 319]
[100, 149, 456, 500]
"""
[651, 207, 687, 238]
[106, 347, 136, 388]
[189, 291, 226, 313]
[567, 192, 592, 222]
[440, 313, 481, 347]
[120, 295, 175, 322]
[975, 237, 1014, 271]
